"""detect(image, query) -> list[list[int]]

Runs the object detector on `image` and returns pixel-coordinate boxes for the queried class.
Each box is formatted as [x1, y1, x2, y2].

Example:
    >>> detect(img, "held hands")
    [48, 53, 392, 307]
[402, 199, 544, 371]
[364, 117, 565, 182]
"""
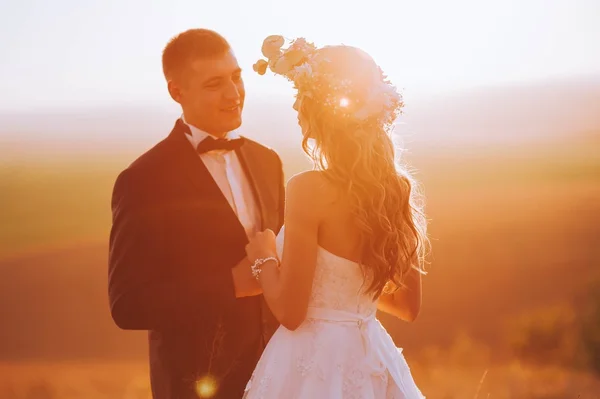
[245, 229, 278, 263]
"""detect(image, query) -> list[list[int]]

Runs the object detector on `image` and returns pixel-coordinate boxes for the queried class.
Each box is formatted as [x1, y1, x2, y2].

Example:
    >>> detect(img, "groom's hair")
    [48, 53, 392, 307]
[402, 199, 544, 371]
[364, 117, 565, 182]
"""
[162, 29, 231, 82]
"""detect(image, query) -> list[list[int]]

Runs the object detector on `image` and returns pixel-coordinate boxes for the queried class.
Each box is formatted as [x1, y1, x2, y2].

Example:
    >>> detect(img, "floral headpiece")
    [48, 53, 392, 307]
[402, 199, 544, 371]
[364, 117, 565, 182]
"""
[253, 35, 403, 127]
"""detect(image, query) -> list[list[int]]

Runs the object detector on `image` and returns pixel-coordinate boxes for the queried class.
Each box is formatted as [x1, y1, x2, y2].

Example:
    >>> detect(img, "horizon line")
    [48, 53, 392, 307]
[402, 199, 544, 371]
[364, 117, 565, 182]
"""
[1, 72, 599, 115]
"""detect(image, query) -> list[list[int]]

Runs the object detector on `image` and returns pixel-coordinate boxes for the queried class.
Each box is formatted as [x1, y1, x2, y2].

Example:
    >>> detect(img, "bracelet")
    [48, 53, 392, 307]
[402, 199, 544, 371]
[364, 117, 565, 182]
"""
[250, 256, 279, 280]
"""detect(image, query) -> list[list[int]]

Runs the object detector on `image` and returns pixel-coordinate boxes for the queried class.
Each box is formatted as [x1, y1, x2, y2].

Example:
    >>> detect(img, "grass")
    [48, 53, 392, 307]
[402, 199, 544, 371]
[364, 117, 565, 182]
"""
[1, 360, 598, 399]
[0, 361, 150, 399]
[414, 364, 600, 398]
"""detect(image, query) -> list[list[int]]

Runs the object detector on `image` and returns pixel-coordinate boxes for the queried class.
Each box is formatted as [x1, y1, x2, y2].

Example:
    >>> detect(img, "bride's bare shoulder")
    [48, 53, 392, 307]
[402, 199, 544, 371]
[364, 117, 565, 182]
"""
[285, 171, 336, 212]
[287, 170, 325, 184]
[287, 170, 334, 194]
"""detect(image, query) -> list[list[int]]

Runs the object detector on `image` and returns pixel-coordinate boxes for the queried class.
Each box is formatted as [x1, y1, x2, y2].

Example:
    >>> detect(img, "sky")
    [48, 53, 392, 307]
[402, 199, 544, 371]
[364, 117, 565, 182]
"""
[0, 0, 599, 112]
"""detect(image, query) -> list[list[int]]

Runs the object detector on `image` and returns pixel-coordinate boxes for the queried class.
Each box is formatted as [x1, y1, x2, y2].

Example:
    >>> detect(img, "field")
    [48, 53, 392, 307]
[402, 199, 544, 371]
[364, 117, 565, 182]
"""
[1, 360, 599, 398]
[1, 135, 599, 398]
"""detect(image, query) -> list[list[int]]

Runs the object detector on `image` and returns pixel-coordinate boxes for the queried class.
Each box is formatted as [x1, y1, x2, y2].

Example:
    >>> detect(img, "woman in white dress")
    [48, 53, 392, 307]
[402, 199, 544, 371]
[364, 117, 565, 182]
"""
[243, 36, 429, 399]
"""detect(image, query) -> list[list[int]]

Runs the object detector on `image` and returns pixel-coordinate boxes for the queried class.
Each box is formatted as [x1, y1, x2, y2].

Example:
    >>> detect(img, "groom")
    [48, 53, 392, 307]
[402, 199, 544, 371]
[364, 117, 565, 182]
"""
[108, 29, 284, 398]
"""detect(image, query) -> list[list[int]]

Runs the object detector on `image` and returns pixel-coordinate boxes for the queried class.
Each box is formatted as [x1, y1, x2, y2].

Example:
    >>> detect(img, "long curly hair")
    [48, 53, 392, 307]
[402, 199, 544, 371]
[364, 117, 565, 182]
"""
[297, 46, 429, 298]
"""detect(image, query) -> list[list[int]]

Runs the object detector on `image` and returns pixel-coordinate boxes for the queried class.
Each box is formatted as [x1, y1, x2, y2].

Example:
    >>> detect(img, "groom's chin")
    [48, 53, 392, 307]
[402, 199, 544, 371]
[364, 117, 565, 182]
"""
[227, 118, 242, 132]
[225, 116, 242, 132]
[217, 112, 242, 131]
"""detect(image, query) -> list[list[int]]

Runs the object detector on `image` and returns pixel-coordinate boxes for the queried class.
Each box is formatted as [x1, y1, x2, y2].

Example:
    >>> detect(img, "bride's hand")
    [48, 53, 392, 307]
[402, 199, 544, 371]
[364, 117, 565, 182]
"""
[245, 229, 277, 263]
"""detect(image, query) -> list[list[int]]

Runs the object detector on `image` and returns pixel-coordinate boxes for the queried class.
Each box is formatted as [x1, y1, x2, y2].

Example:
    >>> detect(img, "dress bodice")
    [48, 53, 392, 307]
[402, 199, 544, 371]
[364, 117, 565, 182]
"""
[276, 226, 377, 316]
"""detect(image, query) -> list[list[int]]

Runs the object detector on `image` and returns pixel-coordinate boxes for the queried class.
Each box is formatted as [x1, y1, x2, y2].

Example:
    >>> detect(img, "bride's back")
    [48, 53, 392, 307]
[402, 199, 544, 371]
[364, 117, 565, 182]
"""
[315, 178, 363, 264]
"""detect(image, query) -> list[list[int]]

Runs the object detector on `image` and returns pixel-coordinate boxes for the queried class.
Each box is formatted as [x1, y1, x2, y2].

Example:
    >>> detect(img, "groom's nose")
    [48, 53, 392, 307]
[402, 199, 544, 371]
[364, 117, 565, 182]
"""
[223, 80, 241, 101]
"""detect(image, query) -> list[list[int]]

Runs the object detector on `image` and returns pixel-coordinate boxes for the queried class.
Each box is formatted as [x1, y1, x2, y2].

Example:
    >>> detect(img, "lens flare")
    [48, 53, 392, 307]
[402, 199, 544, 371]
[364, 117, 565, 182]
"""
[195, 374, 218, 398]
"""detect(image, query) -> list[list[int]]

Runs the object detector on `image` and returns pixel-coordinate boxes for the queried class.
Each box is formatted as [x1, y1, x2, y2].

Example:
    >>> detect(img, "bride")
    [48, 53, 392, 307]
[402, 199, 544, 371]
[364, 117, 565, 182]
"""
[243, 35, 428, 398]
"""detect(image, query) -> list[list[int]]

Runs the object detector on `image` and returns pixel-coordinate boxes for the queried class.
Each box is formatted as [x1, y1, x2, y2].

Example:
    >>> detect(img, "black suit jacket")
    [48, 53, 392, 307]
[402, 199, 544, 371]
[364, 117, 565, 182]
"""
[108, 119, 284, 399]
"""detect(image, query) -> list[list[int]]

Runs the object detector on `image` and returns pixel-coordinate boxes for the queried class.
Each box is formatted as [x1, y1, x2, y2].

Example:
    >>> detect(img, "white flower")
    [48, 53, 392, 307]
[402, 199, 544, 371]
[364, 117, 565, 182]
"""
[290, 38, 309, 50]
[253, 59, 269, 75]
[292, 63, 313, 81]
[273, 56, 294, 75]
[262, 35, 285, 59]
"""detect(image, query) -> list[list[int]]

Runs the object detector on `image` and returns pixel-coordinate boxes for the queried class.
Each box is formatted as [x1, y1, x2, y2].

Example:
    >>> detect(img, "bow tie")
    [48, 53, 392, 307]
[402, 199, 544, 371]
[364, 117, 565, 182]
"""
[195, 136, 244, 154]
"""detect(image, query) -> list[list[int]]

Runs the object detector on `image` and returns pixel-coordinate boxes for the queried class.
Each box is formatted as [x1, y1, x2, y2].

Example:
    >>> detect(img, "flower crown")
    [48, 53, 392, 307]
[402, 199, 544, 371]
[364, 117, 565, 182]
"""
[253, 35, 403, 127]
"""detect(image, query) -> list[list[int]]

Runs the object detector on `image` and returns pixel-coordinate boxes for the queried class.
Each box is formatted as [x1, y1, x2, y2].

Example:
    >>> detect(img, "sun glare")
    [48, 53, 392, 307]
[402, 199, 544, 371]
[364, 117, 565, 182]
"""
[195, 375, 218, 398]
[339, 97, 350, 107]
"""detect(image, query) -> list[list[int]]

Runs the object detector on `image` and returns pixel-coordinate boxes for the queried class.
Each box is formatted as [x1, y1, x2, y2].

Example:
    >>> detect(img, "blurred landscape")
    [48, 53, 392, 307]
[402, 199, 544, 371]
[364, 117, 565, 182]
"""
[1, 77, 600, 398]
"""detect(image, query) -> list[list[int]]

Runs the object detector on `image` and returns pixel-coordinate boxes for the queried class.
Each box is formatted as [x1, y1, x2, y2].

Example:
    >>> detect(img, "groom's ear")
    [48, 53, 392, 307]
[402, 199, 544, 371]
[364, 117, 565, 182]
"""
[167, 80, 182, 104]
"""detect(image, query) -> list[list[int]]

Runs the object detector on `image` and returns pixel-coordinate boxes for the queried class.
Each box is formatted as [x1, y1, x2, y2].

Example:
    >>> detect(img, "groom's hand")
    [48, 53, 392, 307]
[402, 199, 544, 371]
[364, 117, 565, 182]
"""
[231, 257, 262, 298]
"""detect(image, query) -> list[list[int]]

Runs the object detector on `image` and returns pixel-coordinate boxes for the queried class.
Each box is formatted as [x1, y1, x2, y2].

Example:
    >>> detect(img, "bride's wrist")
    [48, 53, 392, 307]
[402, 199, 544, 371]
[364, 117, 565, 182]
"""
[250, 251, 277, 264]
[250, 255, 279, 280]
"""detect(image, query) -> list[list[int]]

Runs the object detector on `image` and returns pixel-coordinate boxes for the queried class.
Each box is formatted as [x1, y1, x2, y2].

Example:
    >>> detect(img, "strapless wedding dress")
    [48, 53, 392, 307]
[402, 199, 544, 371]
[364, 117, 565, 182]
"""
[243, 227, 425, 398]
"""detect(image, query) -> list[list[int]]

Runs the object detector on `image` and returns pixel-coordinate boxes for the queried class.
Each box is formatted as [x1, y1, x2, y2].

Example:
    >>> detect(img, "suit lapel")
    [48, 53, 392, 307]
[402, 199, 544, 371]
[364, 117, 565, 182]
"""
[167, 119, 222, 198]
[165, 119, 247, 238]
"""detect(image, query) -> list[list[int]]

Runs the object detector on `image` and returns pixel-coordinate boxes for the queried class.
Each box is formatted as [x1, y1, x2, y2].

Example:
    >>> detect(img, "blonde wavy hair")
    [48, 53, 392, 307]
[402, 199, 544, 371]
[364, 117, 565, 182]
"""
[257, 40, 429, 298]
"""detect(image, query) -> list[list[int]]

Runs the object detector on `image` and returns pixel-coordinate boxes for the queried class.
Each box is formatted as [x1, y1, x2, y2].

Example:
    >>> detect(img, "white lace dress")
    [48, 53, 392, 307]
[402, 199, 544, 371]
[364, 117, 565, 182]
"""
[243, 227, 425, 399]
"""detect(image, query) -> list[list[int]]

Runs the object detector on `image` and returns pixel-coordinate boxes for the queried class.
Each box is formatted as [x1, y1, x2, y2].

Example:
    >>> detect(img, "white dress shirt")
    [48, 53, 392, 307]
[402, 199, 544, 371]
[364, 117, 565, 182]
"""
[182, 116, 261, 238]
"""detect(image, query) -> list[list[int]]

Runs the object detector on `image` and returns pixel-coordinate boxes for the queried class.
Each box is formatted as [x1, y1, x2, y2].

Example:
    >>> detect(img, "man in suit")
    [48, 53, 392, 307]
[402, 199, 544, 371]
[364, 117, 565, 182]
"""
[108, 29, 283, 399]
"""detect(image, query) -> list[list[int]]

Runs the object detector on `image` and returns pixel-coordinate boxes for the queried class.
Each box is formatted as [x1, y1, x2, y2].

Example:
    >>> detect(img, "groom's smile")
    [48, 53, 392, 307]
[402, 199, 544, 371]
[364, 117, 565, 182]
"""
[220, 103, 242, 117]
